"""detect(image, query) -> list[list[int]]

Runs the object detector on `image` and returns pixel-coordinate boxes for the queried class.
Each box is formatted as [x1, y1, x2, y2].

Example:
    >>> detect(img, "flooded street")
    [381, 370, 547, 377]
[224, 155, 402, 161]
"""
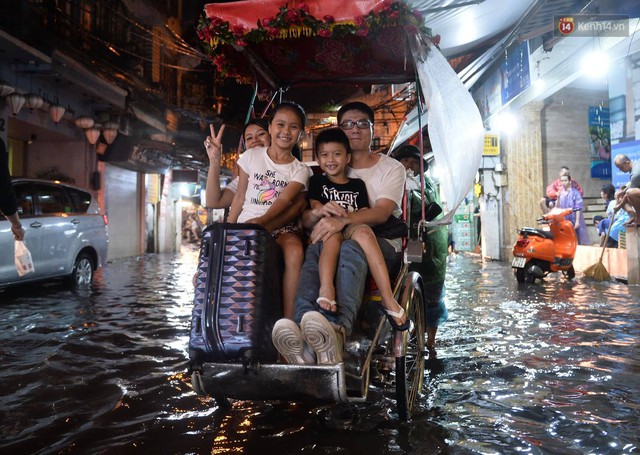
[1, 249, 639, 454]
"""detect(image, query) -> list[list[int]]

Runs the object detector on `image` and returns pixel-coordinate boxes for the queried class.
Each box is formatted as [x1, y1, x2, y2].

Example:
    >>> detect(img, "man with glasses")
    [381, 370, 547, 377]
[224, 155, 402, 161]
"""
[271, 102, 406, 365]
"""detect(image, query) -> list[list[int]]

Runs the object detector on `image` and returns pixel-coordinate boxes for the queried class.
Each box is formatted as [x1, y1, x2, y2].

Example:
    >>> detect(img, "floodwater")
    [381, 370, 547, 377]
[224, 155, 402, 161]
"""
[1, 249, 639, 454]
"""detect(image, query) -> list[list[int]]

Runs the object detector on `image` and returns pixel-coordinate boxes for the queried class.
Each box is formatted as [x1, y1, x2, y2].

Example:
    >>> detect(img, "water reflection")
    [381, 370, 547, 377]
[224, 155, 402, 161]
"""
[433, 255, 640, 454]
[0, 251, 638, 454]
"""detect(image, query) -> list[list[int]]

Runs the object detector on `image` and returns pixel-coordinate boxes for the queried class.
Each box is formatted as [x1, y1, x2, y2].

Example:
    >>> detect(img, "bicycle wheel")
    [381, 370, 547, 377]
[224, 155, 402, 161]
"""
[395, 277, 425, 421]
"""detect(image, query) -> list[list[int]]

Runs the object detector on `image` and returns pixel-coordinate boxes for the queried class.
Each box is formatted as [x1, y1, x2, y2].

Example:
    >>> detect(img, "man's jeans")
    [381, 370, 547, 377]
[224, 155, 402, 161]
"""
[293, 238, 401, 336]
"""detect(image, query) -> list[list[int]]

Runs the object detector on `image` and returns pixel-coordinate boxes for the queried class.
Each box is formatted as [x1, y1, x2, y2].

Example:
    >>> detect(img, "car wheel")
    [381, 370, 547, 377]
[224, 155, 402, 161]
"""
[67, 253, 94, 287]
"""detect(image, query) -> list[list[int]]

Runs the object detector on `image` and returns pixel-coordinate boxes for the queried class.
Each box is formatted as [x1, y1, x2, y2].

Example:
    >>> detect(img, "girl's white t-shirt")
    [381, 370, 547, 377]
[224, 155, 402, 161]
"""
[236, 147, 312, 223]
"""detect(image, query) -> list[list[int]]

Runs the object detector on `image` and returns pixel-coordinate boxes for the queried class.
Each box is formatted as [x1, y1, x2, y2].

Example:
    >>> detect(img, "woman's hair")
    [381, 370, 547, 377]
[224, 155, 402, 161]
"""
[337, 101, 374, 124]
[601, 183, 615, 201]
[243, 118, 269, 138]
[562, 174, 572, 182]
[271, 101, 307, 128]
[314, 127, 351, 158]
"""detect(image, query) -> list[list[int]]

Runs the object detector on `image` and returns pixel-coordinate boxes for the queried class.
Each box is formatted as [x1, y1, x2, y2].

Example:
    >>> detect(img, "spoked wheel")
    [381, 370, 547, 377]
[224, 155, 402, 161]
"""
[65, 252, 94, 288]
[395, 279, 425, 421]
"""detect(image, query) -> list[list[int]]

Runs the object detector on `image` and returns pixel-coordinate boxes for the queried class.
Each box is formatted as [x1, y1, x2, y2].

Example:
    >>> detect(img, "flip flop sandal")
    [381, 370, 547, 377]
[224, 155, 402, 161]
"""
[379, 304, 410, 331]
[316, 297, 337, 313]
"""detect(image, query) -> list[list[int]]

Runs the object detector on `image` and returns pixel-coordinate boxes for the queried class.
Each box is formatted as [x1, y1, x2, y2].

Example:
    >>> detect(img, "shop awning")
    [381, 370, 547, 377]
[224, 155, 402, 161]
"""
[101, 135, 173, 174]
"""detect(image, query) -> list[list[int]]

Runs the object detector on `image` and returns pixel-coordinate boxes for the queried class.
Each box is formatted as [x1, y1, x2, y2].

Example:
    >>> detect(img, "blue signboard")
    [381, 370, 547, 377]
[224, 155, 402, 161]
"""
[611, 139, 640, 189]
[500, 41, 530, 105]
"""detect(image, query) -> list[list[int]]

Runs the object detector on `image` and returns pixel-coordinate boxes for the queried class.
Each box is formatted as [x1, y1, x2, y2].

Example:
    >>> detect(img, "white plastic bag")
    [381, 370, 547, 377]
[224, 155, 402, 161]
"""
[14, 240, 35, 276]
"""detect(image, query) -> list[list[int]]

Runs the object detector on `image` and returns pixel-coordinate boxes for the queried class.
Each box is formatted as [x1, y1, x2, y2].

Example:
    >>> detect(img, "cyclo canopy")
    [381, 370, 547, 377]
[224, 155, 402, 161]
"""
[198, 0, 483, 223]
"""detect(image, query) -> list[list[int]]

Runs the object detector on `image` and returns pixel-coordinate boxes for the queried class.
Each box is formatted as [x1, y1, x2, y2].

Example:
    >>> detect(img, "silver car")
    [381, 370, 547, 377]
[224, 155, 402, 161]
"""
[0, 178, 108, 288]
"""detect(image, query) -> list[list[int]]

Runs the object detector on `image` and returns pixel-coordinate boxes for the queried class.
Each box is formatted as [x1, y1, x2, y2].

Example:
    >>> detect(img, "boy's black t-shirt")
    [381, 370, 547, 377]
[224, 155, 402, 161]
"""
[307, 174, 369, 213]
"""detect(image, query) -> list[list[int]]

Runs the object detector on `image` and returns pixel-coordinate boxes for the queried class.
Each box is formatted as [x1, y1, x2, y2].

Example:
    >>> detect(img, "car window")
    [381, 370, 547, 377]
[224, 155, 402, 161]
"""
[67, 187, 92, 213]
[35, 183, 73, 214]
[12, 182, 35, 216]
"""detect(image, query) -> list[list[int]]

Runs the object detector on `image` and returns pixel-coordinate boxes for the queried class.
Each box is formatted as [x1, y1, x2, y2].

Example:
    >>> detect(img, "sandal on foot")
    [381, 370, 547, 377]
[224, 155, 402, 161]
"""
[316, 297, 337, 313]
[379, 305, 410, 331]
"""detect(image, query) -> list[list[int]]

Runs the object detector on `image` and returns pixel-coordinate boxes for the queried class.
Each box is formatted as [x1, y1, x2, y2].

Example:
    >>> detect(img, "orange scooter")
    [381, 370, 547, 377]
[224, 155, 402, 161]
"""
[512, 207, 578, 283]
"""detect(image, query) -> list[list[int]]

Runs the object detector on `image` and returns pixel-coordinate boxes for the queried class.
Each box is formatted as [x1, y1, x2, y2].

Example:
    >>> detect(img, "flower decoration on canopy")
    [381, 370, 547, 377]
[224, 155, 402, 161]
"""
[197, 1, 431, 81]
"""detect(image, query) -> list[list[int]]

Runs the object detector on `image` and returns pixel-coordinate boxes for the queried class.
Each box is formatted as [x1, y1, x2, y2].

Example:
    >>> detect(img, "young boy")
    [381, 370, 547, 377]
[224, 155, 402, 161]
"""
[307, 128, 408, 331]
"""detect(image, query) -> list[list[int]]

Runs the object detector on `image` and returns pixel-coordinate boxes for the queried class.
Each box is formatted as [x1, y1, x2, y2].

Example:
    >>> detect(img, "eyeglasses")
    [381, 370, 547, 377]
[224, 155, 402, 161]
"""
[339, 120, 372, 130]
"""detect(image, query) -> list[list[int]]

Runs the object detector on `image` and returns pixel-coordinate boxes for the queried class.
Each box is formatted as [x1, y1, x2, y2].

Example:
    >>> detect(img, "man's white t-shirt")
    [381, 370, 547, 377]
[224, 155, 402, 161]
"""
[347, 153, 405, 219]
[236, 147, 312, 223]
[348, 153, 406, 250]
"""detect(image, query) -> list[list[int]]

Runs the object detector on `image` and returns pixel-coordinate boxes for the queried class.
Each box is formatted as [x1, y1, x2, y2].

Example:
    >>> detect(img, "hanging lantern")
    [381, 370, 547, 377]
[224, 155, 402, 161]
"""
[6, 93, 25, 116]
[0, 80, 14, 97]
[102, 127, 118, 144]
[24, 93, 44, 111]
[75, 116, 95, 129]
[101, 121, 119, 144]
[49, 103, 66, 124]
[85, 127, 101, 145]
[103, 121, 119, 130]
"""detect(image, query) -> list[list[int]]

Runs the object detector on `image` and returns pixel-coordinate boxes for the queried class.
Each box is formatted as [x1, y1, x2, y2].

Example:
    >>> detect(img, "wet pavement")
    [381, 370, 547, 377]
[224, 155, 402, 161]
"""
[1, 248, 639, 454]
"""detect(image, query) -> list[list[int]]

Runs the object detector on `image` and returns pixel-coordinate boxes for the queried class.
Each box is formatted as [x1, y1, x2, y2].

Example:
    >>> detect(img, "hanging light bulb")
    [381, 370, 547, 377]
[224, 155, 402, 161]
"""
[581, 50, 610, 78]
[75, 116, 95, 129]
[85, 126, 101, 145]
[24, 93, 44, 111]
[6, 92, 25, 116]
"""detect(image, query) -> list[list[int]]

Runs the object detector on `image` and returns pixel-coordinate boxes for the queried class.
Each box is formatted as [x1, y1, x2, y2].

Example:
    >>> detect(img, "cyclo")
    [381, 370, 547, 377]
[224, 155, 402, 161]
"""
[188, 0, 483, 421]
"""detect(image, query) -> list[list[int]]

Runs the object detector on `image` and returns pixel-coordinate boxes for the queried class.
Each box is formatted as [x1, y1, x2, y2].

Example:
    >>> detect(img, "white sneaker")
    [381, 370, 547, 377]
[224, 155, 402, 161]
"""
[300, 311, 344, 365]
[271, 318, 316, 364]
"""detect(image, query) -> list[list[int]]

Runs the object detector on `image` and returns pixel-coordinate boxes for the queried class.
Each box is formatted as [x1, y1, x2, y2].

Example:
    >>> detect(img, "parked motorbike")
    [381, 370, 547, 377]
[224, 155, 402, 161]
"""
[512, 207, 578, 283]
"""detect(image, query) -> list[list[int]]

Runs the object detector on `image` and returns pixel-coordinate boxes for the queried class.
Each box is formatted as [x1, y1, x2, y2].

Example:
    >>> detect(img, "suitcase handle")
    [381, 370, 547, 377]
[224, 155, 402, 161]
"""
[244, 239, 252, 256]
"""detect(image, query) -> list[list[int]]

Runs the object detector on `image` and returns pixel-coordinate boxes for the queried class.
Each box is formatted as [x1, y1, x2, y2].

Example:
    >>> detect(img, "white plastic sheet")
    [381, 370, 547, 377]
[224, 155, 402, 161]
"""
[409, 35, 484, 225]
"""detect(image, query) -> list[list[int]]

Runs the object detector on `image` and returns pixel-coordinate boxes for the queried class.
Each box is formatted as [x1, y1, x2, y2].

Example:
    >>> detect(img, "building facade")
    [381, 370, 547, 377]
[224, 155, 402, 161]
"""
[1, 0, 213, 260]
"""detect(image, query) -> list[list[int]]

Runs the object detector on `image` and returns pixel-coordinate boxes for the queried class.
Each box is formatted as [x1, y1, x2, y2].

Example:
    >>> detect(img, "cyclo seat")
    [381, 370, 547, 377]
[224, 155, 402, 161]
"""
[519, 227, 554, 239]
